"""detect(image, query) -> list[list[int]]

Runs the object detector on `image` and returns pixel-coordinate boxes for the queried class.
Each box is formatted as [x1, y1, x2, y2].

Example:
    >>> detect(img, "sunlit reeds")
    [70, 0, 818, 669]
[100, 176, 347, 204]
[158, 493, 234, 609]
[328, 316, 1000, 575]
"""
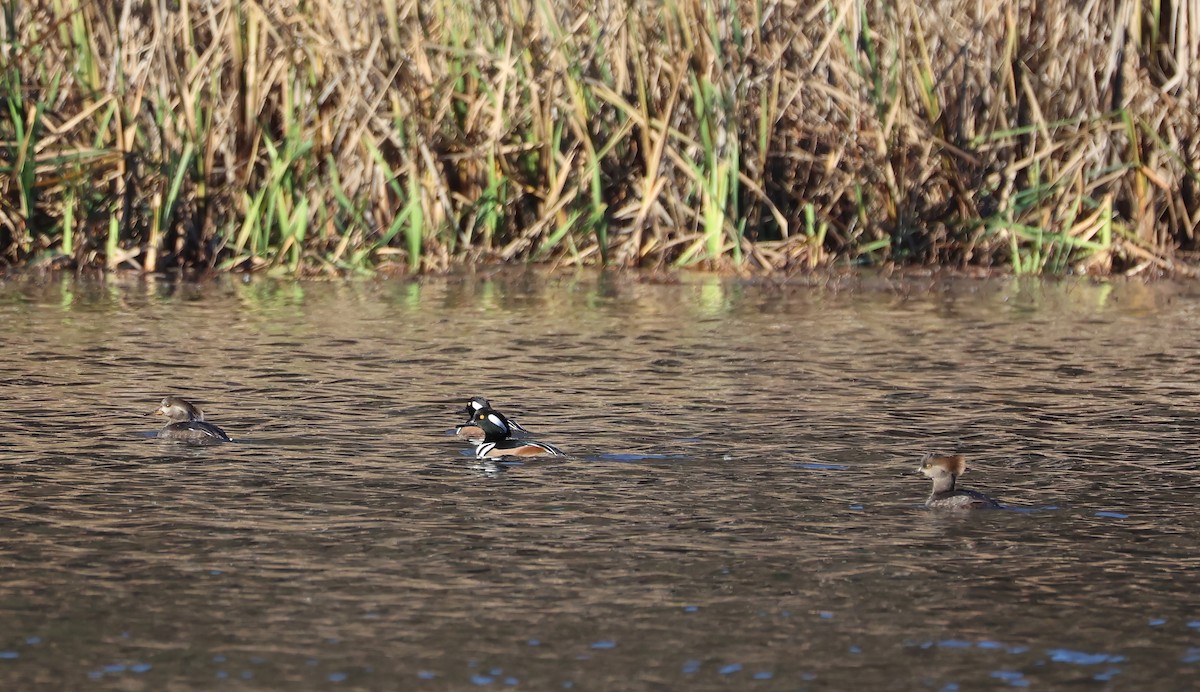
[0, 0, 1197, 275]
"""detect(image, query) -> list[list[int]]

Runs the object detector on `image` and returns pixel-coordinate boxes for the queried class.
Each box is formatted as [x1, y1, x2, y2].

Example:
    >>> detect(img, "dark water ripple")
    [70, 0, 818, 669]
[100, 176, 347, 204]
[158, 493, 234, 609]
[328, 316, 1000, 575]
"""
[0, 273, 1198, 688]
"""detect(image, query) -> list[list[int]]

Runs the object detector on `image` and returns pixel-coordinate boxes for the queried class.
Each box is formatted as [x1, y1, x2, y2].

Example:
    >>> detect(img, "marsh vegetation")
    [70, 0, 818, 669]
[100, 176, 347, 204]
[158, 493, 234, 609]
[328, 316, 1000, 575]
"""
[1, 0, 1197, 275]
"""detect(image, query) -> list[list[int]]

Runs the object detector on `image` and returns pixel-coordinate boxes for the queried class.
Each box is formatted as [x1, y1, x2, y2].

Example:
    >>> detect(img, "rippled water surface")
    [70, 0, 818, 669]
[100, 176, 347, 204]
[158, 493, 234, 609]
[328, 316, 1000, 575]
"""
[1, 271, 1199, 689]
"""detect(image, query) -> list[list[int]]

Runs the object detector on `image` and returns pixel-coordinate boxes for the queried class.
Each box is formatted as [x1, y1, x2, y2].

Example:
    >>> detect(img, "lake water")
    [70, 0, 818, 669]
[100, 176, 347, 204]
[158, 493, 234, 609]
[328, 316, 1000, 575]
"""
[0, 270, 1198, 689]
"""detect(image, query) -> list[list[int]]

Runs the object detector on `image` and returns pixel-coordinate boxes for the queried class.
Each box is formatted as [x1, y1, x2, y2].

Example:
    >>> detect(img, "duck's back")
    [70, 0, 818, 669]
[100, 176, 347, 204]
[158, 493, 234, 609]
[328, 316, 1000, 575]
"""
[475, 439, 564, 459]
[927, 489, 1001, 510]
[159, 420, 232, 443]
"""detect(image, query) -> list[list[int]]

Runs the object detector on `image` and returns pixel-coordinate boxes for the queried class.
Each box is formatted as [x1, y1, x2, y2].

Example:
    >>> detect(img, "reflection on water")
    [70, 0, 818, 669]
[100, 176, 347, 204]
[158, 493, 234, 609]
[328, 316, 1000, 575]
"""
[1, 271, 1199, 688]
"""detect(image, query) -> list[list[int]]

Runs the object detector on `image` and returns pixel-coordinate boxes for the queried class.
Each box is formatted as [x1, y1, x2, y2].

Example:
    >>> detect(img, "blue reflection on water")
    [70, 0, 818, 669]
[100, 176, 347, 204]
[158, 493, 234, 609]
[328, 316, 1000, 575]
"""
[84, 662, 153, 679]
[1046, 649, 1125, 665]
[910, 639, 1029, 655]
[990, 670, 1030, 687]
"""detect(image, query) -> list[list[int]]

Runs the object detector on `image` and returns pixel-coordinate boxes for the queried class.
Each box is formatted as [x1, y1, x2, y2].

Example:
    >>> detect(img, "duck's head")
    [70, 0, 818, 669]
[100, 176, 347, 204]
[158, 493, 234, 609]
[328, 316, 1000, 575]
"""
[463, 396, 492, 417]
[472, 407, 513, 438]
[153, 396, 204, 423]
[916, 453, 967, 479]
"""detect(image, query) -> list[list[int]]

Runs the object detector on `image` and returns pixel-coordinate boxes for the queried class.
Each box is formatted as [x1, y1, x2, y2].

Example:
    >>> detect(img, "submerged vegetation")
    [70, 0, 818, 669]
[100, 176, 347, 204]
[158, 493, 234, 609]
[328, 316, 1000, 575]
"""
[0, 1, 1198, 276]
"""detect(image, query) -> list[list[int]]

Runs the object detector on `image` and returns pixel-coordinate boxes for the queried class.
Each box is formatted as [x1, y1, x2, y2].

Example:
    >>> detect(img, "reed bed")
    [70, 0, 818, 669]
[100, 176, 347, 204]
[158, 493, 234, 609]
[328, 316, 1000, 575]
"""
[0, 0, 1197, 276]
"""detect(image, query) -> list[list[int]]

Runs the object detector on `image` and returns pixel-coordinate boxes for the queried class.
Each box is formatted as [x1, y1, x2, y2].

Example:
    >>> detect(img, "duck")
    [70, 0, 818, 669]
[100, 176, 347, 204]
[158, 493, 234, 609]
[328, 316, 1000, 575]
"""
[469, 407, 563, 459]
[454, 396, 529, 439]
[916, 453, 1001, 510]
[152, 396, 232, 443]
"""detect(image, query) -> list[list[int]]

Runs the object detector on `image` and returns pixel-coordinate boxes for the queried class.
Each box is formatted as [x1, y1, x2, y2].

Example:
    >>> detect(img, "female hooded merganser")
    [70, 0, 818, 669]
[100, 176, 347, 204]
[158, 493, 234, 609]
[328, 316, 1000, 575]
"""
[152, 396, 232, 443]
[454, 396, 529, 439]
[916, 453, 1001, 510]
[470, 407, 563, 459]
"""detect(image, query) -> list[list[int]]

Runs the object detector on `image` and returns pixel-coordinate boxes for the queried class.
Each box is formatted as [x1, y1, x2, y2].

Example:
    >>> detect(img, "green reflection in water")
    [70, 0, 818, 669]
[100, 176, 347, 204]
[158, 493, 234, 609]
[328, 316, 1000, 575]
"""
[59, 274, 75, 310]
[398, 281, 421, 310]
[234, 279, 307, 314]
[696, 278, 730, 318]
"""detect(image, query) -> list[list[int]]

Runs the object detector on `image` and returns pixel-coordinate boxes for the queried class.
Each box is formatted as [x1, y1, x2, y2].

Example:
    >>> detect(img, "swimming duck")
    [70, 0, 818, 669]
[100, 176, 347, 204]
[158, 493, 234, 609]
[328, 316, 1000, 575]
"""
[454, 396, 529, 439]
[916, 453, 1001, 509]
[152, 396, 232, 443]
[470, 407, 563, 459]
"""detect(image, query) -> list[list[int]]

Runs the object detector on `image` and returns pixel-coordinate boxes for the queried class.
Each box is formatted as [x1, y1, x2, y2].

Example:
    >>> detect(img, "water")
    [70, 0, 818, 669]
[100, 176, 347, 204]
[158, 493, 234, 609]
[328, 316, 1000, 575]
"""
[0, 271, 1198, 689]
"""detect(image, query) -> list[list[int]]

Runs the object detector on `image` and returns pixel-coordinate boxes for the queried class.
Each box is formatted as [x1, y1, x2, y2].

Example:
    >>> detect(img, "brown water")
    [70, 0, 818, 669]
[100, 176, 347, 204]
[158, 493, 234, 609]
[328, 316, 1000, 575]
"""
[1, 271, 1198, 689]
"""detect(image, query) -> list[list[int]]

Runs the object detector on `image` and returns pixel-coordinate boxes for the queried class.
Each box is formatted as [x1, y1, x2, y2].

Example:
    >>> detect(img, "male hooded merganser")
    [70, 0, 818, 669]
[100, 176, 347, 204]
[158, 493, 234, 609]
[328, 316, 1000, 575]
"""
[152, 396, 232, 443]
[916, 453, 1001, 509]
[454, 396, 529, 439]
[470, 407, 563, 459]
